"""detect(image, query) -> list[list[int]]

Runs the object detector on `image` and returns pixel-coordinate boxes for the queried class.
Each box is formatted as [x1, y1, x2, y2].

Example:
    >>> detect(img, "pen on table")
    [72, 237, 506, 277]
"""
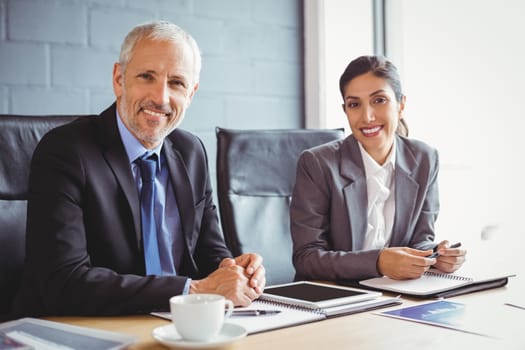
[504, 303, 525, 311]
[429, 242, 461, 259]
[232, 310, 281, 316]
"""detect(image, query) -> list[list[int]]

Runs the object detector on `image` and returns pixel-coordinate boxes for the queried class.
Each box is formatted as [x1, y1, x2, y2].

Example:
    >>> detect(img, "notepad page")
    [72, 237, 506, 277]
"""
[151, 301, 325, 335]
[227, 300, 324, 334]
[360, 266, 516, 296]
[321, 296, 401, 317]
[360, 273, 472, 295]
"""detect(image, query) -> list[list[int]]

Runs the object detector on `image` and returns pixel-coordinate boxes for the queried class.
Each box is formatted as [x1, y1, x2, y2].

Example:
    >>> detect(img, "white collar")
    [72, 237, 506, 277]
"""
[358, 138, 396, 180]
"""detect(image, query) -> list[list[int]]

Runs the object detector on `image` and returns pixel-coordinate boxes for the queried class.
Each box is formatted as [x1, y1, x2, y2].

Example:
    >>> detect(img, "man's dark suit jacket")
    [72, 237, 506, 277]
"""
[14, 104, 232, 316]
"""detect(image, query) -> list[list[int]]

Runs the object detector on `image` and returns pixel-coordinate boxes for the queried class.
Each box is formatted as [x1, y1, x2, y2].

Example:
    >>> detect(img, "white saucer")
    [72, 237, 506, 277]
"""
[152, 323, 247, 349]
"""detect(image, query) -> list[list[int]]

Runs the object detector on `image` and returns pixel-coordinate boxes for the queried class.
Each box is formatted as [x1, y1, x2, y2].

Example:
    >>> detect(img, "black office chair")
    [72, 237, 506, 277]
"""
[0, 115, 77, 321]
[216, 128, 345, 285]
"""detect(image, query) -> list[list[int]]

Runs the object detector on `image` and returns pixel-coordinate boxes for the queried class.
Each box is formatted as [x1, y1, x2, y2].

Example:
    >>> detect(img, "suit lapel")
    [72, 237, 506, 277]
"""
[390, 137, 419, 246]
[99, 104, 142, 249]
[340, 136, 368, 250]
[99, 105, 197, 269]
[163, 138, 195, 250]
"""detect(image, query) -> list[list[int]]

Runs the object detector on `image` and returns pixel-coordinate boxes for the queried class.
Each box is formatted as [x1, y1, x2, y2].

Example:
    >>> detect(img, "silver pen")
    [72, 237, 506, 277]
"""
[232, 310, 281, 316]
[428, 242, 461, 259]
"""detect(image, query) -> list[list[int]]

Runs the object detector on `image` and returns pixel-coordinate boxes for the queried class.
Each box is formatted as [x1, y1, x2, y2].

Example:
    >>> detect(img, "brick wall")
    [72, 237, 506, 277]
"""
[0, 0, 303, 183]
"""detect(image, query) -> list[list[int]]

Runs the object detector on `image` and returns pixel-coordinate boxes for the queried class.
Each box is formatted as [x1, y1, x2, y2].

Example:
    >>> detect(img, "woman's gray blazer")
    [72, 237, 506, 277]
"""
[290, 134, 439, 281]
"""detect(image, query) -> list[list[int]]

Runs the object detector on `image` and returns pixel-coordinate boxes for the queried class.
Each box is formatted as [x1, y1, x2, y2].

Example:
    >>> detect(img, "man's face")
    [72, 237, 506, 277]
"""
[113, 38, 199, 149]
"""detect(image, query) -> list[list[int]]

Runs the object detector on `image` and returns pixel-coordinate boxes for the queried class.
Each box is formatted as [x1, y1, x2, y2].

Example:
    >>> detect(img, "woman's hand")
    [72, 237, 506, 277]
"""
[432, 240, 467, 273]
[377, 247, 436, 280]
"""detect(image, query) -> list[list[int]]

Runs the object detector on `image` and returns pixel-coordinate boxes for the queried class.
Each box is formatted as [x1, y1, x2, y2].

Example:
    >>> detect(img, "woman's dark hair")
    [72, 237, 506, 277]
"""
[339, 55, 408, 137]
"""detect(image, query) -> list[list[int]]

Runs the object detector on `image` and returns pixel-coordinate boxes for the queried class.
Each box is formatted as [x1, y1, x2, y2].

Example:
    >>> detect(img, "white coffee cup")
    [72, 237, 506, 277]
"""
[170, 294, 234, 342]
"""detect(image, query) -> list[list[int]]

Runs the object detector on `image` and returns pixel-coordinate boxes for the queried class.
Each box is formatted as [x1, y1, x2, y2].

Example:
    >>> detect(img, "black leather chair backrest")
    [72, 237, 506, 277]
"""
[216, 128, 345, 285]
[0, 115, 77, 320]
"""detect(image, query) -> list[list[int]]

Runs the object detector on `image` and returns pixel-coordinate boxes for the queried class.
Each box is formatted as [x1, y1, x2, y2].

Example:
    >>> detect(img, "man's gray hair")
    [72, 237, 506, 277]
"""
[119, 20, 201, 83]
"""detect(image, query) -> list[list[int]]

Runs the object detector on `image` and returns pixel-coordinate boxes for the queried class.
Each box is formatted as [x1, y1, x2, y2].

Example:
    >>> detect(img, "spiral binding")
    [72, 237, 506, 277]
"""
[256, 298, 325, 315]
[424, 271, 473, 282]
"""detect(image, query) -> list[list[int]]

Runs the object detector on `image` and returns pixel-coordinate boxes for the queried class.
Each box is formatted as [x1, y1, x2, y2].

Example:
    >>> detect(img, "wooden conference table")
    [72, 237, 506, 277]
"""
[45, 274, 525, 350]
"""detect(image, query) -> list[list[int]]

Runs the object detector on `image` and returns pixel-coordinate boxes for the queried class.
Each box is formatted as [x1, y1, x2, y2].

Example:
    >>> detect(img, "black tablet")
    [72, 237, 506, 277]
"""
[261, 281, 381, 309]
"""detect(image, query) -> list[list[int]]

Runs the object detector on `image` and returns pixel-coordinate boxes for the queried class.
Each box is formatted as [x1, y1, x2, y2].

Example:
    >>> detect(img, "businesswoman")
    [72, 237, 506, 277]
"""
[290, 55, 466, 281]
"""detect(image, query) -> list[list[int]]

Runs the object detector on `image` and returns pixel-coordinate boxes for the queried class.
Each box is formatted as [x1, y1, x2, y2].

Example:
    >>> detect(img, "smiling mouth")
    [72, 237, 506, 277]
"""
[142, 108, 171, 118]
[361, 126, 382, 135]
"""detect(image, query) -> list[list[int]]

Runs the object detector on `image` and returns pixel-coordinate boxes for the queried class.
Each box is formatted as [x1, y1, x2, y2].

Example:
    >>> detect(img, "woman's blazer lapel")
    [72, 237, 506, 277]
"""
[390, 136, 419, 246]
[340, 136, 368, 251]
[339, 135, 421, 249]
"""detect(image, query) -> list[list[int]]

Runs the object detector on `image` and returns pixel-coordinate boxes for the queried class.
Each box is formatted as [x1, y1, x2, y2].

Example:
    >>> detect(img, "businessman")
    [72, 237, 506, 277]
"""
[14, 20, 265, 317]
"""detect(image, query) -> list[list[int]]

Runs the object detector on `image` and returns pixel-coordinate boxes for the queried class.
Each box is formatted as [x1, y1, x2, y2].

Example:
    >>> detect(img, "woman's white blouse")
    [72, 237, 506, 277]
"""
[358, 141, 396, 250]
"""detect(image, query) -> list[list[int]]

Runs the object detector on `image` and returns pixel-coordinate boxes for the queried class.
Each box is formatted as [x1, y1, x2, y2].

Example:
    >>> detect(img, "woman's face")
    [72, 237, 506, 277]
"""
[342, 72, 405, 165]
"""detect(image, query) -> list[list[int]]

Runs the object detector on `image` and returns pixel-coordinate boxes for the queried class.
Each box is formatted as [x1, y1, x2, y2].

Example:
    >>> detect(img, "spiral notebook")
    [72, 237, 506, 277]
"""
[359, 268, 515, 298]
[152, 282, 401, 334]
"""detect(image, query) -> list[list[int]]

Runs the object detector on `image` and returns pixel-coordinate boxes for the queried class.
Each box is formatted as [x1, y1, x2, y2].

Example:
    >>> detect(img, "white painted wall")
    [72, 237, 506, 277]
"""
[386, 0, 525, 269]
[310, 0, 524, 271]
[305, 0, 374, 131]
[324, 0, 374, 131]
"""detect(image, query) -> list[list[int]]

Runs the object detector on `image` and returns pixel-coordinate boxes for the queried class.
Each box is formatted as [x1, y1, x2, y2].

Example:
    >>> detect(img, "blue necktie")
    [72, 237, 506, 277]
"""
[137, 154, 162, 275]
